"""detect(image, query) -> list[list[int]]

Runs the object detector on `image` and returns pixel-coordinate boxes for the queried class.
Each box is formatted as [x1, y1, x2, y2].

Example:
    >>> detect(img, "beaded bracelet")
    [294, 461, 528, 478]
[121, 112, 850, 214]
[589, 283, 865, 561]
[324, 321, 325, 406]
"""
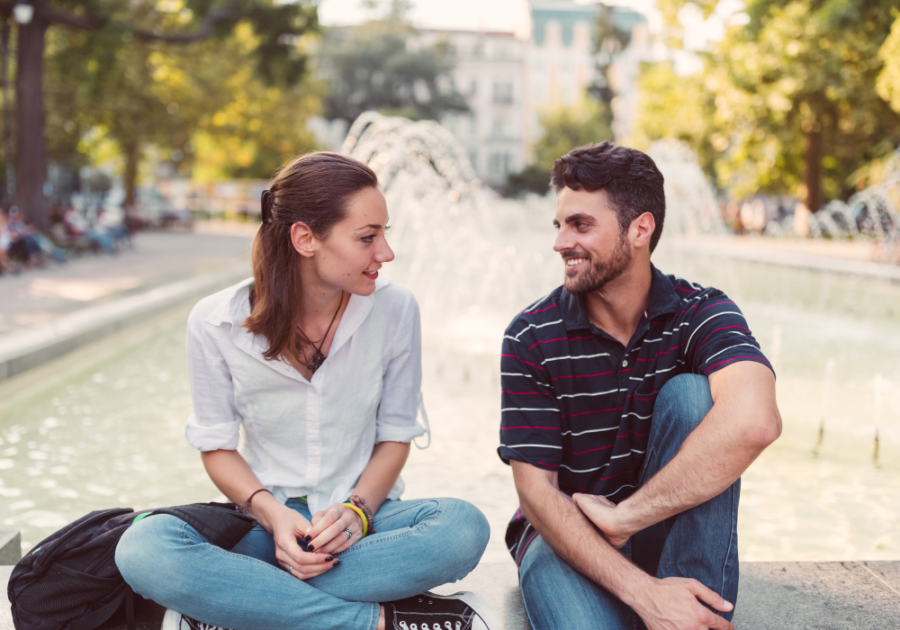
[342, 501, 369, 537]
[348, 493, 374, 521]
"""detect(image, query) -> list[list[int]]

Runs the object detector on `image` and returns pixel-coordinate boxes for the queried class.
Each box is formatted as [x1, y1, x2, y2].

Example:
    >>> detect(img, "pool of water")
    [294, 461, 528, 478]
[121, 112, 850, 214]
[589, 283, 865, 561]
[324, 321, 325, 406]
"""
[1, 244, 898, 563]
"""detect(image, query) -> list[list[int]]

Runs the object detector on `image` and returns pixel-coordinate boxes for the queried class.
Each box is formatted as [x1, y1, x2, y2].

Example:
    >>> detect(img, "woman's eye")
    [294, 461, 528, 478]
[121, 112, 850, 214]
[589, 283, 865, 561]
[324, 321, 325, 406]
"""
[361, 235, 376, 243]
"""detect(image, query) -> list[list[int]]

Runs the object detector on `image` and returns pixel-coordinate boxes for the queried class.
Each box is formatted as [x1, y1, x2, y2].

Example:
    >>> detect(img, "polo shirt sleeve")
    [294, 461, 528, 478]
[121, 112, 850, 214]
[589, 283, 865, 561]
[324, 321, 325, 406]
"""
[685, 289, 774, 377]
[497, 319, 562, 470]
[184, 305, 242, 451]
[375, 289, 427, 444]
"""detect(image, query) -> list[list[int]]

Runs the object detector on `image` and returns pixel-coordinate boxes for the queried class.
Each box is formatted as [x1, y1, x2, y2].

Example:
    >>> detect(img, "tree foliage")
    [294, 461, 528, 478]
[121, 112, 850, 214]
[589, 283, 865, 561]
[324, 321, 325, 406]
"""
[318, 15, 468, 123]
[877, 12, 900, 115]
[503, 101, 612, 197]
[13, 0, 319, 226]
[635, 0, 900, 209]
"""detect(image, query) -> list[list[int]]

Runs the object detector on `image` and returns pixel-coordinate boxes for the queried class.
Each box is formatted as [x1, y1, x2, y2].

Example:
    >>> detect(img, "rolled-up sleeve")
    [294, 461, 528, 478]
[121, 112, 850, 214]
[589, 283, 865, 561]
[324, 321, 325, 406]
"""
[686, 290, 774, 378]
[375, 291, 427, 444]
[184, 308, 242, 451]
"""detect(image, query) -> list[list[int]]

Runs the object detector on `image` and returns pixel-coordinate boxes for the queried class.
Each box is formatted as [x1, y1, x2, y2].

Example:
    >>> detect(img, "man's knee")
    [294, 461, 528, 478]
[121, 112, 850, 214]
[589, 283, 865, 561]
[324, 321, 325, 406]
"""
[654, 374, 713, 436]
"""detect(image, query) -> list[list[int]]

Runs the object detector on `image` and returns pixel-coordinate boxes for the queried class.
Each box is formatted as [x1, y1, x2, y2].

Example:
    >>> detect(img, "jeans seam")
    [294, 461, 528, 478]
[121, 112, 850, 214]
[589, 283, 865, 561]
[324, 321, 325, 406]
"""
[341, 499, 445, 557]
[719, 482, 739, 600]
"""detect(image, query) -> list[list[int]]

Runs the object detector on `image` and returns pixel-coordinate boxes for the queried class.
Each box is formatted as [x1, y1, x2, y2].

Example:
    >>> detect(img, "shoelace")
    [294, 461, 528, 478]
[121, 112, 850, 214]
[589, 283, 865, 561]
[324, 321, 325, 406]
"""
[397, 623, 462, 630]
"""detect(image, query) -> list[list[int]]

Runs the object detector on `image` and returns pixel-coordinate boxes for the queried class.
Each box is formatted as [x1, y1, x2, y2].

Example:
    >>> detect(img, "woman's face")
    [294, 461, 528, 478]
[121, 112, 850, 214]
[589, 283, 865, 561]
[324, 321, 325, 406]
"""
[310, 187, 395, 296]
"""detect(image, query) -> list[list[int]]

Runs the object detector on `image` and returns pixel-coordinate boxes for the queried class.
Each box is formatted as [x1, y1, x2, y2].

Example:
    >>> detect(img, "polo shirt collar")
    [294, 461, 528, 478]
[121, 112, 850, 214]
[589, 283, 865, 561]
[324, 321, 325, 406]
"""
[560, 264, 680, 332]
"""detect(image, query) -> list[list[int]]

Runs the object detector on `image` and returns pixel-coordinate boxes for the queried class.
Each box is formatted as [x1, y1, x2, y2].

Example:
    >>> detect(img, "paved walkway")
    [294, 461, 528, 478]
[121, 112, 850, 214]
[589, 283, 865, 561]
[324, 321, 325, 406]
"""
[0, 229, 254, 338]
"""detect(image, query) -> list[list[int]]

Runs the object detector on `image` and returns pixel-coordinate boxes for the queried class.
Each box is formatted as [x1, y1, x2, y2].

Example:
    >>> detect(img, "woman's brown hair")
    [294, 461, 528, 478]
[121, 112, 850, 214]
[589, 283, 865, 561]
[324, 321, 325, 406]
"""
[244, 151, 378, 361]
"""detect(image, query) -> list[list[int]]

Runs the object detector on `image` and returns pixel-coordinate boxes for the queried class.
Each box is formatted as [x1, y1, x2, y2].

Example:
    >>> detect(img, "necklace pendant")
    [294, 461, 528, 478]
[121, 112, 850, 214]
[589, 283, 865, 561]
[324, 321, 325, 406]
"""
[307, 349, 326, 373]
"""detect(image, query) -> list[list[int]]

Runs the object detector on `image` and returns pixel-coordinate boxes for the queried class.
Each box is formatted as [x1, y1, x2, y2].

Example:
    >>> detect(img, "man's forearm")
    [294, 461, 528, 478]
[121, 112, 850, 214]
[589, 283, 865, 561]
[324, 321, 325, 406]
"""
[605, 363, 781, 538]
[512, 461, 651, 609]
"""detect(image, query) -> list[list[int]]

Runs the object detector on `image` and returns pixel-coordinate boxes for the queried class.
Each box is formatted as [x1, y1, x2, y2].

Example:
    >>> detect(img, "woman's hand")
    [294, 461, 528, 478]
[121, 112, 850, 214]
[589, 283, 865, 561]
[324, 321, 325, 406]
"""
[265, 501, 338, 580]
[305, 503, 366, 555]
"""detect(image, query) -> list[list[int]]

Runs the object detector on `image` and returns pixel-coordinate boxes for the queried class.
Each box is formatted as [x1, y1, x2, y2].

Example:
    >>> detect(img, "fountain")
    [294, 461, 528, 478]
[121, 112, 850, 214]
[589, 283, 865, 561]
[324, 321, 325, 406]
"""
[1, 111, 898, 564]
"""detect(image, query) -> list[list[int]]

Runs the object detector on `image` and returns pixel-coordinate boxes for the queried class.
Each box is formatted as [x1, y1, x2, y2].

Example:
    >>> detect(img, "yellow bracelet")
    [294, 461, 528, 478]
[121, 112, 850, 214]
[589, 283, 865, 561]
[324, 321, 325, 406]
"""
[343, 502, 369, 537]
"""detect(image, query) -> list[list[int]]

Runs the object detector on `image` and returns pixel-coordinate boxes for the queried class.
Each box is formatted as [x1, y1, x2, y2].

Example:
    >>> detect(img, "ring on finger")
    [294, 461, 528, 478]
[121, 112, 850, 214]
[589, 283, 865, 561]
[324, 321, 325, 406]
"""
[343, 527, 352, 540]
[288, 565, 293, 575]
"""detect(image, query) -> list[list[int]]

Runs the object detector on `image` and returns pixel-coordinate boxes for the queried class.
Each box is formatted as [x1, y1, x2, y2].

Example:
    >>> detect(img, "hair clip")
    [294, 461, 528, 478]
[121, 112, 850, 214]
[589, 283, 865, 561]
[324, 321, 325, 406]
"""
[261, 190, 273, 224]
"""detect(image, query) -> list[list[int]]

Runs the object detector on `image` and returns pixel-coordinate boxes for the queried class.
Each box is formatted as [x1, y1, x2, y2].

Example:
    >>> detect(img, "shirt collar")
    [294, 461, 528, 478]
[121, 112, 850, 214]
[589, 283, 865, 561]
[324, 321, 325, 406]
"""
[560, 264, 680, 332]
[204, 276, 392, 383]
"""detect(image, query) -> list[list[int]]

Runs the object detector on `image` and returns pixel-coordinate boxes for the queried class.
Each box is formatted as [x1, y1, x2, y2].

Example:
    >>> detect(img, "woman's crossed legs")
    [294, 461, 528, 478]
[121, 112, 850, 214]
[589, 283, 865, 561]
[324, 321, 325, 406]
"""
[116, 497, 490, 630]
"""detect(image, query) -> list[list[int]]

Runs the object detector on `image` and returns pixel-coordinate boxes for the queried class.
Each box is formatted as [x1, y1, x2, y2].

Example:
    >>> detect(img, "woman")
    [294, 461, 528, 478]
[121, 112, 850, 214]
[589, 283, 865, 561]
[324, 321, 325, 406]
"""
[116, 153, 499, 630]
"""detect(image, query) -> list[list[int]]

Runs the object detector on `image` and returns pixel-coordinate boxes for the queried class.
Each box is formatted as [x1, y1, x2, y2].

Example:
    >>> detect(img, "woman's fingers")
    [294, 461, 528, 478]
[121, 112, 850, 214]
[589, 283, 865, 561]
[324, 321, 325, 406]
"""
[280, 551, 339, 580]
[308, 509, 363, 555]
[305, 504, 343, 540]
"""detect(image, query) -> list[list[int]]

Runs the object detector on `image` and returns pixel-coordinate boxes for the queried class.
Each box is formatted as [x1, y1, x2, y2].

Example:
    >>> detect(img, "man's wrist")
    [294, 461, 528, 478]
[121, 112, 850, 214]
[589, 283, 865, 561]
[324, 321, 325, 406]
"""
[615, 572, 659, 612]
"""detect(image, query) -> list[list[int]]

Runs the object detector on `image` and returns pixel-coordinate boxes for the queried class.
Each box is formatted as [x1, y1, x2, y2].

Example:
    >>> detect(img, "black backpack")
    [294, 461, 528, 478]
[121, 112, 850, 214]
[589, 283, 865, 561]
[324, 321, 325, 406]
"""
[7, 503, 256, 630]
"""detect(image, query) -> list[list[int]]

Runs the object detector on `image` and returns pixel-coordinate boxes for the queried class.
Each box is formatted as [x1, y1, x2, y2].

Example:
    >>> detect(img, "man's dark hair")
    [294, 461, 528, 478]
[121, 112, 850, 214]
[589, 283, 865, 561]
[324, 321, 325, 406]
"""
[551, 142, 666, 252]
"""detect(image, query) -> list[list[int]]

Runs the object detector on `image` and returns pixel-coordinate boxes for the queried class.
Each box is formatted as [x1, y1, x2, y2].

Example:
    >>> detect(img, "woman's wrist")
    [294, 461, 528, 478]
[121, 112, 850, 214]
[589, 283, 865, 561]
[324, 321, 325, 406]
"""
[248, 491, 285, 530]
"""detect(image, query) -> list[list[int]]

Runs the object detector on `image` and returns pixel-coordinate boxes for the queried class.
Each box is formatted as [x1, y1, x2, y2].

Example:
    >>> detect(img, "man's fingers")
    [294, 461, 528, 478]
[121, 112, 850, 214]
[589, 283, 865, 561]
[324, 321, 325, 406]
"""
[704, 611, 735, 630]
[573, 492, 616, 508]
[687, 580, 734, 613]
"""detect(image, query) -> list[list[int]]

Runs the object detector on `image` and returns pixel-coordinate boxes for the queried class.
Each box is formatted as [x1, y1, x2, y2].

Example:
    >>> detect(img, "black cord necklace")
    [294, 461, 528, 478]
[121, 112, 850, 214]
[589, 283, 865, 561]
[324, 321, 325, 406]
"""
[297, 292, 343, 374]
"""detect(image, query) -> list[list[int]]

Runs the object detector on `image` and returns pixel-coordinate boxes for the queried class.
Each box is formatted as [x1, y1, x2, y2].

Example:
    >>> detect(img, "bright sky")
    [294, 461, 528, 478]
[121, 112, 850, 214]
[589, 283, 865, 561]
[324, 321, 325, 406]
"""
[316, 0, 745, 46]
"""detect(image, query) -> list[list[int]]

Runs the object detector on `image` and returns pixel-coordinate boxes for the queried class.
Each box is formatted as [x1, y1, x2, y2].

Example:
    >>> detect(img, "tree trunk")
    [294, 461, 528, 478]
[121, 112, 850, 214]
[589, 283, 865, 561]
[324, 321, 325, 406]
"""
[15, 15, 50, 231]
[123, 139, 140, 215]
[804, 127, 822, 213]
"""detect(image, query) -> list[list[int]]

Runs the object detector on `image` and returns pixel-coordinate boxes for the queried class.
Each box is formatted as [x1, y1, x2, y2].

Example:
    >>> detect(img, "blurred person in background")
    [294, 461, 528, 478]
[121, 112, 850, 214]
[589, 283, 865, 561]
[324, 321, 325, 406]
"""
[6, 206, 45, 268]
[0, 209, 12, 274]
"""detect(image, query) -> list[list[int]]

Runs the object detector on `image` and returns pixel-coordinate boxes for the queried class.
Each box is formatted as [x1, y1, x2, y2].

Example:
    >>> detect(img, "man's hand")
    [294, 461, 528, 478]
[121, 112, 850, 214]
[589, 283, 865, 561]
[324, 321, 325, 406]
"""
[634, 578, 734, 630]
[572, 493, 632, 548]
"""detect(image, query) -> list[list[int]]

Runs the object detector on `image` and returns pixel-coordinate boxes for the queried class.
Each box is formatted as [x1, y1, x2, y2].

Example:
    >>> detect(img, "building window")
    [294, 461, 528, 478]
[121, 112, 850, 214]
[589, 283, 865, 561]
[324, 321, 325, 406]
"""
[488, 152, 513, 175]
[493, 81, 514, 105]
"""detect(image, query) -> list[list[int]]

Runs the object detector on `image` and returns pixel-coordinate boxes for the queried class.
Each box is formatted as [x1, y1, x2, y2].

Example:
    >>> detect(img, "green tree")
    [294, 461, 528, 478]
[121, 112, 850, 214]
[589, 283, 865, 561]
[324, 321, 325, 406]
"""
[503, 101, 612, 197]
[641, 0, 900, 208]
[8, 0, 317, 229]
[877, 12, 900, 115]
[318, 12, 468, 124]
[588, 5, 633, 132]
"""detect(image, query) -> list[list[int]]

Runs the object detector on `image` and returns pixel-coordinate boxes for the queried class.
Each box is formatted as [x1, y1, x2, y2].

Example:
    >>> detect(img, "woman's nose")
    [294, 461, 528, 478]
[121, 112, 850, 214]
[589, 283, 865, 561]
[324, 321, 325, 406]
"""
[376, 238, 395, 263]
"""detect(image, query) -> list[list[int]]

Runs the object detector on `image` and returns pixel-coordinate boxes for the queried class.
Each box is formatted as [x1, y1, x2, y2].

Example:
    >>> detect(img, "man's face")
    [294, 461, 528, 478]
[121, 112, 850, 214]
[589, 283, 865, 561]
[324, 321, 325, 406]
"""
[553, 187, 631, 296]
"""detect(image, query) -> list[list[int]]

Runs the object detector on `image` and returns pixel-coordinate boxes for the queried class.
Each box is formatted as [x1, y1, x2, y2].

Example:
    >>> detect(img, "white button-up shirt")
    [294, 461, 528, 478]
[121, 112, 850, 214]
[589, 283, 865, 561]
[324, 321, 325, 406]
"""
[184, 277, 427, 515]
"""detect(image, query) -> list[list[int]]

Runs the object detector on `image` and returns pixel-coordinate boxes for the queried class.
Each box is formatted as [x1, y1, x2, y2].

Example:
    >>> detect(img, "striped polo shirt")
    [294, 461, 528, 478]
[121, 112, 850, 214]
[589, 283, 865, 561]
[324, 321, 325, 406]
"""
[498, 265, 772, 564]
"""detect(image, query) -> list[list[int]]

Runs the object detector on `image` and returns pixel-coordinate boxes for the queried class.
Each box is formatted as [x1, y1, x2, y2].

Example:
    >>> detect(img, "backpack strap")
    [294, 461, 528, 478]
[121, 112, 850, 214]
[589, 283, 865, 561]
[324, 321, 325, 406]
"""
[68, 587, 135, 630]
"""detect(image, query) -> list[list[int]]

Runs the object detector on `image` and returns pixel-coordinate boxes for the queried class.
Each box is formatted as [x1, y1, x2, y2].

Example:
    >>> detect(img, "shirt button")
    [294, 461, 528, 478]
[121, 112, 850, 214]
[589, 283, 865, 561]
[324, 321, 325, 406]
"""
[622, 359, 629, 367]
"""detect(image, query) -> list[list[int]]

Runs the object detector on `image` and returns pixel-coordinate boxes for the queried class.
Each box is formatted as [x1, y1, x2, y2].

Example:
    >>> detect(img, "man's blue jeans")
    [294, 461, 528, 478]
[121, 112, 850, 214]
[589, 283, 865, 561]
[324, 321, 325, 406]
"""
[116, 497, 490, 630]
[518, 375, 740, 630]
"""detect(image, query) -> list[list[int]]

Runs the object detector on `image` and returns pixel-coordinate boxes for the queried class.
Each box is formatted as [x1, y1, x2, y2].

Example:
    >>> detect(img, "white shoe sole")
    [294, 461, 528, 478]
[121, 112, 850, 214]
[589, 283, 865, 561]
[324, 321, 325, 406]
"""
[425, 590, 505, 630]
[160, 609, 182, 630]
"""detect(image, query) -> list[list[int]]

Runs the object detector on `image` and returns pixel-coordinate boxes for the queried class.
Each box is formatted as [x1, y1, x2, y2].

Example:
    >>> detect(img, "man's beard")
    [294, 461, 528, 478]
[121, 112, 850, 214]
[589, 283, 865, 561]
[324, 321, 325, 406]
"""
[562, 233, 632, 297]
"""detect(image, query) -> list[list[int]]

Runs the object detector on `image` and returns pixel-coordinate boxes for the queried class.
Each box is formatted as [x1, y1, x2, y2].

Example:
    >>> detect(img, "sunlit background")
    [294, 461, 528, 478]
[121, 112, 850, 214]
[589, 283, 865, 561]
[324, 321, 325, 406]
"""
[1, 0, 899, 567]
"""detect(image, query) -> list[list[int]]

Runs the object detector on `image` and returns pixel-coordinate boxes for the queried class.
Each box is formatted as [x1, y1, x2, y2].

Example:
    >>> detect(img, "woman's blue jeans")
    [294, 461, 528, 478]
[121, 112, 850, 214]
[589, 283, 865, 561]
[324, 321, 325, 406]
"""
[116, 497, 490, 630]
[518, 375, 740, 630]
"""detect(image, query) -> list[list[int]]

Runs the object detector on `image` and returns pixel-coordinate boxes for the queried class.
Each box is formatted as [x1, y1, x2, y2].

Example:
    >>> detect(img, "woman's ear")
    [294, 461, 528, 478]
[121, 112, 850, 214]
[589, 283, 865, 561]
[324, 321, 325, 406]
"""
[290, 222, 317, 258]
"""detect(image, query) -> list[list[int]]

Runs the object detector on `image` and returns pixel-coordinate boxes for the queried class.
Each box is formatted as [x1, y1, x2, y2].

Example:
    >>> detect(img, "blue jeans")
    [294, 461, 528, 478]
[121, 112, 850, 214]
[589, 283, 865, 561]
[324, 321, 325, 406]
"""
[518, 375, 740, 630]
[116, 497, 490, 630]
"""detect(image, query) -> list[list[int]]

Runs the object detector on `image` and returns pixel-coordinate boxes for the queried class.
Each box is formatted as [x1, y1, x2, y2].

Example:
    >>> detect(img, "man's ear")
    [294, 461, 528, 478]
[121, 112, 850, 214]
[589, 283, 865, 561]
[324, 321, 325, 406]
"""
[630, 212, 656, 250]
[290, 222, 316, 258]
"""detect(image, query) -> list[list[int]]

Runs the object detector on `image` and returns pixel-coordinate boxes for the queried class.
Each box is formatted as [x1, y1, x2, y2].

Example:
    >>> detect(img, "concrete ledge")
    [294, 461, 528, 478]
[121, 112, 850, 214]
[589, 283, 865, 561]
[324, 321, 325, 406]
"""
[3, 561, 900, 629]
[0, 531, 20, 566]
[669, 237, 900, 283]
[0, 262, 249, 382]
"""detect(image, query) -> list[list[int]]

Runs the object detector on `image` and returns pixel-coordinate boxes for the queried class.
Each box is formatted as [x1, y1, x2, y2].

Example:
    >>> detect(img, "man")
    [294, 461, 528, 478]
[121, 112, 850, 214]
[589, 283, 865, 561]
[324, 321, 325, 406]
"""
[498, 142, 781, 630]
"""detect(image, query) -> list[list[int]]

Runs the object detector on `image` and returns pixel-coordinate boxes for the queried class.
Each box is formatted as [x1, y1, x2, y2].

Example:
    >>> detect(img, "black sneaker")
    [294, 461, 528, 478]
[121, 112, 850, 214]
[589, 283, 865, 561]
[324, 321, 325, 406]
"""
[384, 591, 503, 630]
[161, 609, 231, 630]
